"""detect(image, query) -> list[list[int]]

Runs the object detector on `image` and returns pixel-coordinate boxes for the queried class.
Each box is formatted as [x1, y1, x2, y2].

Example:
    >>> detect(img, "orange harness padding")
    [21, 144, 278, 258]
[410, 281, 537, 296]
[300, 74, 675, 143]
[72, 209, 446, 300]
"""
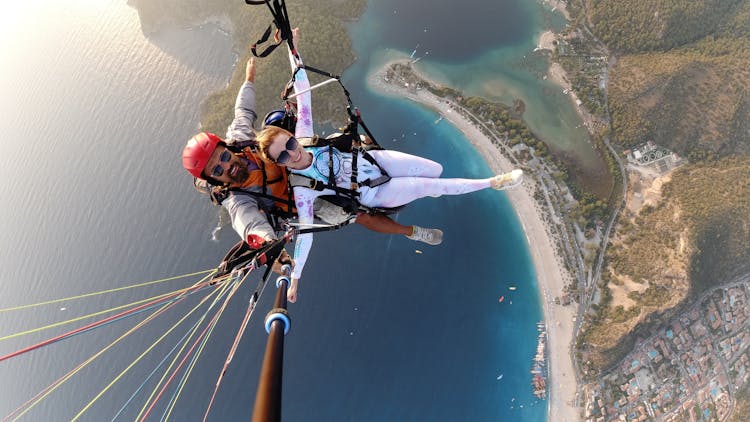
[239, 148, 291, 211]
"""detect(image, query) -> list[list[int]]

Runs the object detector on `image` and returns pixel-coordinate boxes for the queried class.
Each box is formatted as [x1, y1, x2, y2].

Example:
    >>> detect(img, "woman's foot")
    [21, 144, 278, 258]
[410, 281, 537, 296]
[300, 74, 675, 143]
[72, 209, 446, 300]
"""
[406, 226, 443, 245]
[491, 169, 523, 190]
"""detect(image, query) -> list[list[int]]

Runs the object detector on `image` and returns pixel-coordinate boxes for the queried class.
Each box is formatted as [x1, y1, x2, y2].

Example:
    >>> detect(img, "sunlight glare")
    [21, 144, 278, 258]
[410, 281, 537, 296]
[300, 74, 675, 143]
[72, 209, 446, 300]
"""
[1, 0, 113, 39]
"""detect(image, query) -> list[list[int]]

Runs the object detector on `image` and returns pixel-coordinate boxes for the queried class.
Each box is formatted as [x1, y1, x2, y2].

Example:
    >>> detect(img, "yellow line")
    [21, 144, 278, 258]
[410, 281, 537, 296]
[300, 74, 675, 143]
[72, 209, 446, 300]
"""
[0, 269, 215, 313]
[71, 277, 227, 421]
[135, 278, 237, 420]
[0, 271, 221, 342]
[163, 277, 245, 420]
[9, 275, 214, 421]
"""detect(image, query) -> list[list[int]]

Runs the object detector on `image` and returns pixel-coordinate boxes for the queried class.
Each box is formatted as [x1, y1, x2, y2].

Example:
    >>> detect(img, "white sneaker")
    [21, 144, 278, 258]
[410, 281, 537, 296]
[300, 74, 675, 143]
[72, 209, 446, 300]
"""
[407, 226, 443, 246]
[491, 169, 523, 190]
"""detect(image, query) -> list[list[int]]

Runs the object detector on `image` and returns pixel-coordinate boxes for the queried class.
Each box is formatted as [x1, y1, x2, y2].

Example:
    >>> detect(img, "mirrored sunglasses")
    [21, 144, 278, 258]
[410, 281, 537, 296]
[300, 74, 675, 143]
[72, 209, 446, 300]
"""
[274, 136, 299, 165]
[210, 149, 233, 178]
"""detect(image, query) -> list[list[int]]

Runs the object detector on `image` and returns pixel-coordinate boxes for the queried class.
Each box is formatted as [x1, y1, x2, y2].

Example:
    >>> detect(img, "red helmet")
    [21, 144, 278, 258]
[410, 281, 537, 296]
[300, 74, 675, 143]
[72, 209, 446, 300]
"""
[182, 132, 222, 179]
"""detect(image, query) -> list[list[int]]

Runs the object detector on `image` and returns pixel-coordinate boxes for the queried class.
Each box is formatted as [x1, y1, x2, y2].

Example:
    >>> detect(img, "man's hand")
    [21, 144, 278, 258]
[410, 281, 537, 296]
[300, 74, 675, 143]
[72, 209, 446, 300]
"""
[270, 248, 293, 275]
[245, 57, 256, 83]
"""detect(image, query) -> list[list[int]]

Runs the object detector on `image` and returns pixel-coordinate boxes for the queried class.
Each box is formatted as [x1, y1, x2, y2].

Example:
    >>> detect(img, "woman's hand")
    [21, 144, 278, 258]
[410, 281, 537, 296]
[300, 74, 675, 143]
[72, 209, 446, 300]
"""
[287, 278, 299, 303]
[291, 27, 300, 52]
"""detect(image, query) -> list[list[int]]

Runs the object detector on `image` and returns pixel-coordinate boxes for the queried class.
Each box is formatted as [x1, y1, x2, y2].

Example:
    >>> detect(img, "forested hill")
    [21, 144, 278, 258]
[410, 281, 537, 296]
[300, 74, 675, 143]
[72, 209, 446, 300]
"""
[586, 0, 747, 53]
[578, 0, 750, 373]
[583, 0, 750, 158]
[128, 0, 367, 133]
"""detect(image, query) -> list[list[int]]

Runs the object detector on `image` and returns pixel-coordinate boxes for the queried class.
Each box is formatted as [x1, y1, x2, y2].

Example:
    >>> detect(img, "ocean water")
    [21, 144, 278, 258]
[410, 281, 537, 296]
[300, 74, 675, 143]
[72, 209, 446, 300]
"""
[0, 1, 551, 421]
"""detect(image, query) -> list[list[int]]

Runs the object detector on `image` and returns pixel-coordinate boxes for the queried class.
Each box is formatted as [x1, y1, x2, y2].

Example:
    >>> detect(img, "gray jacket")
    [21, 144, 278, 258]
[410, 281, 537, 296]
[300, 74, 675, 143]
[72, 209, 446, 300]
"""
[222, 81, 277, 243]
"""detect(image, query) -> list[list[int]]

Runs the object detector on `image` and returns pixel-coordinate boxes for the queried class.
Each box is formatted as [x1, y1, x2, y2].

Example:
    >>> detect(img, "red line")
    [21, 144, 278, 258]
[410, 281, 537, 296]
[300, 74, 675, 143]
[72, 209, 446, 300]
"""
[0, 282, 210, 363]
[139, 280, 243, 421]
[2, 292, 193, 422]
[203, 297, 257, 421]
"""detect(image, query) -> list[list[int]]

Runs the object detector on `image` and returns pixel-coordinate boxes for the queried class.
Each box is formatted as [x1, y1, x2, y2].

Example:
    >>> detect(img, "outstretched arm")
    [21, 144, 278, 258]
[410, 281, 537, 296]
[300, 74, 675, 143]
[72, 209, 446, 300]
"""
[287, 187, 319, 302]
[226, 56, 258, 143]
[288, 28, 313, 139]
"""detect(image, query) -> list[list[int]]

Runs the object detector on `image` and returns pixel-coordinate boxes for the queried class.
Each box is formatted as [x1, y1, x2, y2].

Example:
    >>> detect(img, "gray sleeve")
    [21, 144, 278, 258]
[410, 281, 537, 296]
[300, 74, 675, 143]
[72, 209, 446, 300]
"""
[222, 192, 276, 242]
[225, 81, 258, 144]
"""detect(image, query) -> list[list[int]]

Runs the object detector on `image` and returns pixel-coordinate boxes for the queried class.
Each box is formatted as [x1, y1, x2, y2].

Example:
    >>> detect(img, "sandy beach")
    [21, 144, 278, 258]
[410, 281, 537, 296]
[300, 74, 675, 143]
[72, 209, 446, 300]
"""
[537, 30, 557, 52]
[539, 29, 600, 136]
[536, 30, 570, 92]
[369, 61, 579, 421]
[542, 0, 571, 20]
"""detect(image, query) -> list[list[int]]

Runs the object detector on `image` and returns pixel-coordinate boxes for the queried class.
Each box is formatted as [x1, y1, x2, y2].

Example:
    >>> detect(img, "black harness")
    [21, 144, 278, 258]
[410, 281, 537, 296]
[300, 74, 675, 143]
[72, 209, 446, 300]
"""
[223, 3, 405, 231]
[288, 132, 401, 217]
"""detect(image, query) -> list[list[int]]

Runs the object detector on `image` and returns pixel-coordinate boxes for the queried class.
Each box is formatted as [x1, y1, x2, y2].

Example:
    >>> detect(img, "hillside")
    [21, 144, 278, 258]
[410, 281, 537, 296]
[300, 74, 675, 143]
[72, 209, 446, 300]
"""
[581, 155, 750, 371]
[608, 39, 750, 157]
[583, 0, 750, 157]
[576, 0, 750, 373]
[585, 0, 744, 53]
[128, 0, 367, 134]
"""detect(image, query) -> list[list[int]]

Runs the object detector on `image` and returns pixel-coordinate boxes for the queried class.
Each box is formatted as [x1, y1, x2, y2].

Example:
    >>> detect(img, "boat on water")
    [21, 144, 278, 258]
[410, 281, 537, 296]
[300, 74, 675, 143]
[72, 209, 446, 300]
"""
[509, 286, 517, 291]
[532, 374, 546, 399]
[530, 322, 548, 399]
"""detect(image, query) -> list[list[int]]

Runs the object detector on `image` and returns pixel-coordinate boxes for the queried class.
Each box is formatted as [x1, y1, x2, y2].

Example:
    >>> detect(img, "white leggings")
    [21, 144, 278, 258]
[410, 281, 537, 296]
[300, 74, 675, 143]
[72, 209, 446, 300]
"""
[363, 150, 493, 208]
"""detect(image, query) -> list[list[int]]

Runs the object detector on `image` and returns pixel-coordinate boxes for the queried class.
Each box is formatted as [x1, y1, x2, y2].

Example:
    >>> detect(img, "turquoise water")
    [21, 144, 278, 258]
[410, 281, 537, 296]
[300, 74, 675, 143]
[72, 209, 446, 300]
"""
[0, 1, 552, 420]
[354, 0, 604, 172]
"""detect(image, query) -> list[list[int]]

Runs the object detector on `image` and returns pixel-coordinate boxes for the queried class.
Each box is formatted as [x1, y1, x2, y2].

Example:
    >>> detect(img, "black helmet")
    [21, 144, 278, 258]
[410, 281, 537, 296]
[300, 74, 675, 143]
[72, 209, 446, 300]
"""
[263, 109, 296, 132]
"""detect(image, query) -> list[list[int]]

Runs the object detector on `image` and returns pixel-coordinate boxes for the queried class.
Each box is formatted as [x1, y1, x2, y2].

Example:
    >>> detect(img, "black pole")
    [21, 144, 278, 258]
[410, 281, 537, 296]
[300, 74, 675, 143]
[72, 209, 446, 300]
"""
[252, 265, 292, 422]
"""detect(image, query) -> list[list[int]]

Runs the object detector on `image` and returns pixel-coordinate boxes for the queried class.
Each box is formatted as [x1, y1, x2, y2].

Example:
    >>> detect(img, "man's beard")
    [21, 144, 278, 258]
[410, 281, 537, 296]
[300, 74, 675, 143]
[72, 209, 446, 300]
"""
[228, 159, 250, 184]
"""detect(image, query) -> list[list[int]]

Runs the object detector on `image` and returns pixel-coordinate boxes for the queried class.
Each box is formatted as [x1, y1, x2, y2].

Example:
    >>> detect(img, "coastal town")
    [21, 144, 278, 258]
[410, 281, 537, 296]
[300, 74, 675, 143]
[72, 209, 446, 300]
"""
[583, 274, 750, 421]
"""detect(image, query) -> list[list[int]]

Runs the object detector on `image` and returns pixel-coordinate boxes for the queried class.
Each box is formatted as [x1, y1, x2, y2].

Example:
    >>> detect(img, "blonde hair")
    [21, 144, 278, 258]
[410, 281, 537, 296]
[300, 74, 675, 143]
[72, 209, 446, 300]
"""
[256, 126, 292, 163]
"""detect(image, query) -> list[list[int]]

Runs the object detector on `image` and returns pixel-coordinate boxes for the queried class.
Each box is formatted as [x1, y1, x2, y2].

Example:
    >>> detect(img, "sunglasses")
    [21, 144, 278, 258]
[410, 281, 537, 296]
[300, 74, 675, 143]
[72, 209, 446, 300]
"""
[210, 149, 232, 178]
[274, 136, 299, 164]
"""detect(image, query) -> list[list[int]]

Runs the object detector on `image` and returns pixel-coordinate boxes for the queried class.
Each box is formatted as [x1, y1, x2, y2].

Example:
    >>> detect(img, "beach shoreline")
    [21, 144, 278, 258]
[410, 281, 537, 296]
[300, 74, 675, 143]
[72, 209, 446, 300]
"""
[368, 61, 579, 421]
[542, 0, 571, 20]
[535, 26, 602, 137]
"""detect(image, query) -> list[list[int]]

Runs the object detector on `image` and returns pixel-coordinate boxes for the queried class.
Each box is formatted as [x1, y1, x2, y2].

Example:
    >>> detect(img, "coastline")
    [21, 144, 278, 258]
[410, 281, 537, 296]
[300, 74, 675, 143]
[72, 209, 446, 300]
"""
[542, 0, 571, 20]
[368, 60, 579, 421]
[536, 30, 571, 91]
[536, 28, 601, 136]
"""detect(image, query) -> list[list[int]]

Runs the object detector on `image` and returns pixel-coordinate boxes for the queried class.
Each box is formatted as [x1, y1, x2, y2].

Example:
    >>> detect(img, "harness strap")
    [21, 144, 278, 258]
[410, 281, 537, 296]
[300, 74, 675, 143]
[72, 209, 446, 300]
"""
[257, 154, 293, 216]
[295, 215, 358, 234]
[350, 147, 359, 190]
[288, 173, 358, 197]
[226, 188, 295, 216]
[288, 173, 403, 218]
[357, 174, 391, 188]
[359, 150, 390, 187]
[250, 25, 283, 58]
[327, 144, 343, 204]
[284, 168, 295, 215]
[249, 0, 295, 58]
[260, 160, 269, 196]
